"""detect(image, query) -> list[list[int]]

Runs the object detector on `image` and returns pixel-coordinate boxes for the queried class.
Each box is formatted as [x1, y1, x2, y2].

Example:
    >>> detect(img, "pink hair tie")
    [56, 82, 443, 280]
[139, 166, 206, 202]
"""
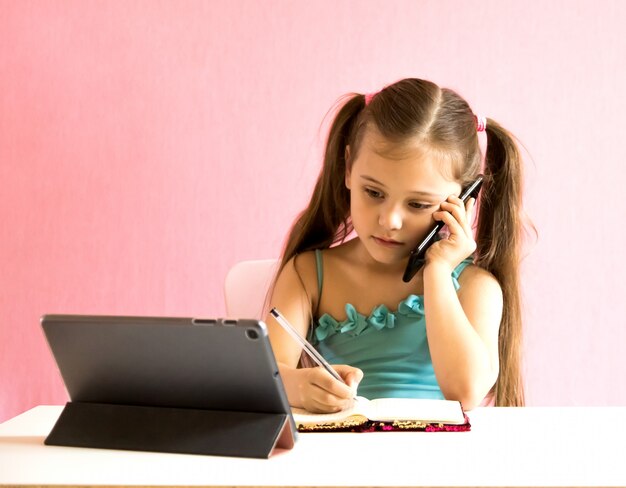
[364, 92, 377, 106]
[475, 115, 487, 132]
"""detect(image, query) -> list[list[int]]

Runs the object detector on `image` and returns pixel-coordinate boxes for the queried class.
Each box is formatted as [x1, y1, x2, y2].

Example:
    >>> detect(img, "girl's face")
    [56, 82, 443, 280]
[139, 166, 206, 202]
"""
[345, 134, 461, 268]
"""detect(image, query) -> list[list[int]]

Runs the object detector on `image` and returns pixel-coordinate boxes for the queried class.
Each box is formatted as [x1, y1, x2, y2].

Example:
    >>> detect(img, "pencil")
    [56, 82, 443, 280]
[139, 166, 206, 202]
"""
[269, 308, 347, 386]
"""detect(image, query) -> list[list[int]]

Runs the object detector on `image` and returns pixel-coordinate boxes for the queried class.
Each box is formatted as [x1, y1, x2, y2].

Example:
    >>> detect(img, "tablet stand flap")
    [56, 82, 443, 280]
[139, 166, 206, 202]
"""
[45, 402, 292, 459]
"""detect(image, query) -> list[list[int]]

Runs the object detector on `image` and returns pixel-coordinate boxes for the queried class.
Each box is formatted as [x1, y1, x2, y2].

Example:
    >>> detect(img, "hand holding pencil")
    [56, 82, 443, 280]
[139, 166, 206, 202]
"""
[270, 308, 361, 409]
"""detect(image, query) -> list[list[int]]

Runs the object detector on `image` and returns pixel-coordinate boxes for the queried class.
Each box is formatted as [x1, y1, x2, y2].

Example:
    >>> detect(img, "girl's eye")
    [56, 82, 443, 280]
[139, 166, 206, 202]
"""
[409, 202, 432, 210]
[364, 188, 383, 199]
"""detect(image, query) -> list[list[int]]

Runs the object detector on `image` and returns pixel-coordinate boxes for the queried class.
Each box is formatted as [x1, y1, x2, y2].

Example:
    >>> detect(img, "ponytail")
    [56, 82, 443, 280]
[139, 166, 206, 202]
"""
[475, 118, 525, 406]
[279, 94, 366, 272]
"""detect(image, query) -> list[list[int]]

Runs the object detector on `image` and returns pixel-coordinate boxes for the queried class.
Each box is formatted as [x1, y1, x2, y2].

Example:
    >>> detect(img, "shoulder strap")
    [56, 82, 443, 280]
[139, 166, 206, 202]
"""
[314, 249, 324, 299]
[304, 249, 325, 344]
[451, 257, 474, 291]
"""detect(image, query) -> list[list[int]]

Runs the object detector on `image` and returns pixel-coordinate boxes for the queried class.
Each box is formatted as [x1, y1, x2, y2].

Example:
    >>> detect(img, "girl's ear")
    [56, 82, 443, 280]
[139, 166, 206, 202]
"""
[345, 145, 352, 189]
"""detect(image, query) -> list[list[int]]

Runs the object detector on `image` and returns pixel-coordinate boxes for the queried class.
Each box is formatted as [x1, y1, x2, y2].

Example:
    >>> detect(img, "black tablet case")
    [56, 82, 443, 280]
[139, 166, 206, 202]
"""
[41, 315, 296, 458]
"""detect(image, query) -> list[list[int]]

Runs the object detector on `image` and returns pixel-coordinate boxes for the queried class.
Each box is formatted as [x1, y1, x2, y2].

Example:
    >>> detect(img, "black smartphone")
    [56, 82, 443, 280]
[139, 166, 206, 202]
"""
[401, 175, 484, 283]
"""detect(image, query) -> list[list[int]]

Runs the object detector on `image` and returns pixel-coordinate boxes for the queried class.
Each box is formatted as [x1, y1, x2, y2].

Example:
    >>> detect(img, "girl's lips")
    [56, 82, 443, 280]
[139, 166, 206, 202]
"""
[373, 236, 403, 247]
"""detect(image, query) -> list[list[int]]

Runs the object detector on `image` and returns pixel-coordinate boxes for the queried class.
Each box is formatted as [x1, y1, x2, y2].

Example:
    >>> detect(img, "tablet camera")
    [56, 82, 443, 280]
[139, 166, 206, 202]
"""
[246, 328, 259, 340]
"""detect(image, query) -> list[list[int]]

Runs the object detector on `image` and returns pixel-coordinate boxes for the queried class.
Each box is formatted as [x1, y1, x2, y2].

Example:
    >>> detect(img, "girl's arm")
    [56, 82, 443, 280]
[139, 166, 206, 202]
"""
[423, 196, 502, 410]
[423, 262, 502, 410]
[266, 253, 361, 413]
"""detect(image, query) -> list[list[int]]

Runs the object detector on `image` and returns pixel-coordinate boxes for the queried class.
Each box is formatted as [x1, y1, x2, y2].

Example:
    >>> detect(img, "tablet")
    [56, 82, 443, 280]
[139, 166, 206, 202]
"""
[41, 314, 296, 457]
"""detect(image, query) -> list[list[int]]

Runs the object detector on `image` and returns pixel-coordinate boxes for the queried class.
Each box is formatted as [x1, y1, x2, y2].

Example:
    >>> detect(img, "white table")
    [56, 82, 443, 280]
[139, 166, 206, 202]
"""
[1, 405, 625, 487]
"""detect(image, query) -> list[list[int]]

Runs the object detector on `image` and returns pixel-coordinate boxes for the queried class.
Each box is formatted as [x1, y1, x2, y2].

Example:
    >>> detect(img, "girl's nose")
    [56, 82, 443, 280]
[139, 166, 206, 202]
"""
[379, 205, 403, 231]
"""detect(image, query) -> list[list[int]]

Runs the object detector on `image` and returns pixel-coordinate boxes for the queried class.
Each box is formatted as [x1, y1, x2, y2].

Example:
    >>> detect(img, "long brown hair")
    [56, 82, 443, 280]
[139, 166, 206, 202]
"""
[278, 78, 527, 406]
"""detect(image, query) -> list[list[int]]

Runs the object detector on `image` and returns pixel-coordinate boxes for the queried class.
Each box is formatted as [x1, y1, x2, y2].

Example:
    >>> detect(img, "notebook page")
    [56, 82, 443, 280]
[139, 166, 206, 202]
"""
[364, 398, 465, 424]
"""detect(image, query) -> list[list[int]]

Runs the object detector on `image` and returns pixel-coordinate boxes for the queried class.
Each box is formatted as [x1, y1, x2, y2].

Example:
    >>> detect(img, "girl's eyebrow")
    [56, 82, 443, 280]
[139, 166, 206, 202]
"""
[360, 175, 444, 198]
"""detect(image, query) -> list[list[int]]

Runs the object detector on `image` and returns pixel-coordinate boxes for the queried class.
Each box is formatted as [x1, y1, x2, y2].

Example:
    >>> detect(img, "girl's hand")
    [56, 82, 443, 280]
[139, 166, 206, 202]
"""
[282, 364, 363, 413]
[425, 195, 477, 272]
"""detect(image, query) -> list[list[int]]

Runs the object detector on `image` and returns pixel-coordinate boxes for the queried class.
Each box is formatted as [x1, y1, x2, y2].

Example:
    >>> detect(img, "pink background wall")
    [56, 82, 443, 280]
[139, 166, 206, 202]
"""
[1, 0, 625, 422]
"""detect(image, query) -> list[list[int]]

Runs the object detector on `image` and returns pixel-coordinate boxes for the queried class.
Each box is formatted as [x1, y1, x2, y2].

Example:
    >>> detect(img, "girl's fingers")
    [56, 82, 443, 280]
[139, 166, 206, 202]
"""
[333, 364, 364, 388]
[307, 383, 352, 412]
[311, 367, 354, 400]
[306, 395, 343, 413]
[434, 210, 464, 237]
[436, 203, 465, 234]
[465, 197, 474, 214]
[306, 365, 361, 413]
[466, 197, 476, 224]
[440, 199, 472, 236]
[427, 195, 478, 266]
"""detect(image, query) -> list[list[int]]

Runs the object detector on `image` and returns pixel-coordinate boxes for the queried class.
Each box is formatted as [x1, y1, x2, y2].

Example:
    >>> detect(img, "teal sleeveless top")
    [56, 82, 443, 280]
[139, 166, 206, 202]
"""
[311, 250, 473, 400]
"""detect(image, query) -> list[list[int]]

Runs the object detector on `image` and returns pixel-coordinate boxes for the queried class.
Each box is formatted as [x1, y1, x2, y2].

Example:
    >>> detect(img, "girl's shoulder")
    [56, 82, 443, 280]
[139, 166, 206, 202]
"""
[457, 262, 500, 284]
[283, 245, 357, 308]
[277, 250, 322, 305]
[290, 250, 319, 278]
[456, 263, 503, 303]
[280, 246, 349, 285]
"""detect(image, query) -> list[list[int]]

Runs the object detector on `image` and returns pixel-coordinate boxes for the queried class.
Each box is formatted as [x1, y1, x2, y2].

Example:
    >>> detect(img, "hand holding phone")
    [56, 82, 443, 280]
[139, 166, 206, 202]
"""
[402, 175, 484, 283]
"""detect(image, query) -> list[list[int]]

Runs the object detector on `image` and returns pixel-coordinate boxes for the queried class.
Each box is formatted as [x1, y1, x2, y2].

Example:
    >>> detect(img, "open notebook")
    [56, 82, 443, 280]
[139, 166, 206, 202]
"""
[292, 397, 470, 432]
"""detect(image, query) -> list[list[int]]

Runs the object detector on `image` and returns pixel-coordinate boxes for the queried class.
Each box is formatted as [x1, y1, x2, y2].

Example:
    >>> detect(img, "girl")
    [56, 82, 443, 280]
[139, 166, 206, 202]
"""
[267, 78, 526, 413]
